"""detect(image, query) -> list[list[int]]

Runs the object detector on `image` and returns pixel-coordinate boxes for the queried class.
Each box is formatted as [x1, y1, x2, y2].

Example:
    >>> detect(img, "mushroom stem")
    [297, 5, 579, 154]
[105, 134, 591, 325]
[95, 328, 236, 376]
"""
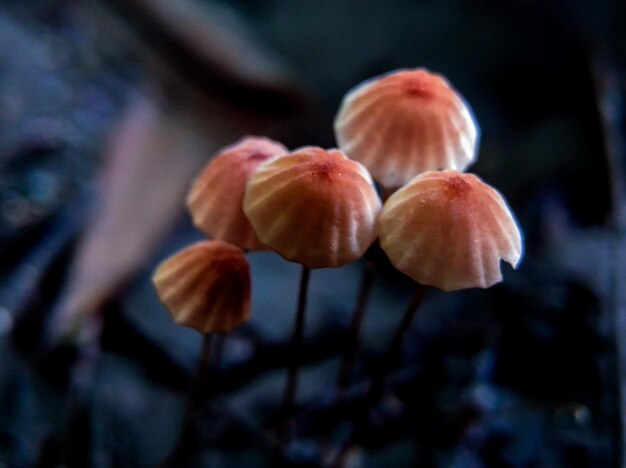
[213, 332, 226, 371]
[272, 267, 311, 462]
[281, 266, 311, 414]
[189, 333, 214, 411]
[336, 258, 377, 394]
[163, 333, 214, 467]
[329, 284, 428, 467]
[388, 284, 428, 356]
[369, 284, 428, 400]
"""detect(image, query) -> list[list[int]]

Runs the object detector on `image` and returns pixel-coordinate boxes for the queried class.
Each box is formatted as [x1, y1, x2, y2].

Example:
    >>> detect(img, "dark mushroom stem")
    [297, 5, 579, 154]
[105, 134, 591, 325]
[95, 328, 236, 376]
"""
[281, 266, 311, 415]
[336, 258, 377, 394]
[162, 332, 215, 467]
[272, 266, 311, 462]
[330, 283, 429, 467]
[213, 332, 226, 371]
[368, 283, 428, 401]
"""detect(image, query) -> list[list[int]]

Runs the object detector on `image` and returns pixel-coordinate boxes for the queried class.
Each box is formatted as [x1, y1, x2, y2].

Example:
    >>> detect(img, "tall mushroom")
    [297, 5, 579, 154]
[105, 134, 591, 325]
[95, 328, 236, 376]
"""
[243, 146, 381, 415]
[333, 69, 481, 390]
[331, 171, 522, 465]
[372, 169, 522, 389]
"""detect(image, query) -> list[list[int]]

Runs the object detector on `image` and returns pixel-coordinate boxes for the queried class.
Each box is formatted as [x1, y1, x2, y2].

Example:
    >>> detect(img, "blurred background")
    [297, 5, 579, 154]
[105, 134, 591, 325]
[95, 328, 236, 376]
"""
[0, 0, 624, 466]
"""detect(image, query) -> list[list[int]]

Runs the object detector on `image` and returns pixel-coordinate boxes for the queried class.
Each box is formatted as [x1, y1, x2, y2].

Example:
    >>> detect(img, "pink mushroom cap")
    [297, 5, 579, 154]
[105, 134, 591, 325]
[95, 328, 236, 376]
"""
[335, 68, 479, 189]
[244, 146, 382, 268]
[187, 136, 287, 251]
[153, 240, 251, 333]
[379, 170, 522, 291]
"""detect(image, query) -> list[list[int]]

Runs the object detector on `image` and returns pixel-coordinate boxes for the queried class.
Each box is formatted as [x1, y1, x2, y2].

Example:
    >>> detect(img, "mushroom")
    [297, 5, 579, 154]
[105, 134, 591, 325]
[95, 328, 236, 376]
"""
[378, 170, 523, 291]
[153, 239, 251, 465]
[187, 136, 288, 251]
[243, 146, 381, 421]
[243, 146, 381, 268]
[334, 69, 479, 189]
[329, 171, 522, 456]
[152, 239, 251, 333]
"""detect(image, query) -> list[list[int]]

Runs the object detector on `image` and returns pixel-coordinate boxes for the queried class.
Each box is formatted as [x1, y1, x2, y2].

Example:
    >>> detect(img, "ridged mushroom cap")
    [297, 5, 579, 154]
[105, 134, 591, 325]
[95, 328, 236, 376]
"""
[335, 68, 479, 189]
[243, 147, 381, 268]
[187, 136, 287, 251]
[379, 170, 522, 291]
[152, 240, 251, 333]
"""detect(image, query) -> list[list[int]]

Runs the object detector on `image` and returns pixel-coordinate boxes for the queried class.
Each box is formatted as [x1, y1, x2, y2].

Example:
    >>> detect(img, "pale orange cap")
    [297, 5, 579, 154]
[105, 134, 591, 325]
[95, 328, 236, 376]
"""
[187, 136, 287, 251]
[379, 170, 522, 291]
[335, 69, 479, 189]
[152, 240, 251, 333]
[243, 147, 381, 268]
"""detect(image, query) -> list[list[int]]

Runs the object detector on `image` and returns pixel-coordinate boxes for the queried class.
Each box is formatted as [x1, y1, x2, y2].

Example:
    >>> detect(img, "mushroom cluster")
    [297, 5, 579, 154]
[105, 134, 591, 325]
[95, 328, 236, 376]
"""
[153, 138, 384, 334]
[151, 69, 524, 461]
[335, 68, 522, 291]
[154, 136, 288, 335]
[153, 67, 524, 338]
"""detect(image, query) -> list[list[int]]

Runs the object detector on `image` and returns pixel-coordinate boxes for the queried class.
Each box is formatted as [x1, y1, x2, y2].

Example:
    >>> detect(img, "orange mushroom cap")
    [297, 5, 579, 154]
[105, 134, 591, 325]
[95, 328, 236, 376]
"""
[152, 240, 251, 333]
[379, 170, 522, 291]
[335, 69, 479, 189]
[187, 136, 288, 251]
[243, 146, 381, 268]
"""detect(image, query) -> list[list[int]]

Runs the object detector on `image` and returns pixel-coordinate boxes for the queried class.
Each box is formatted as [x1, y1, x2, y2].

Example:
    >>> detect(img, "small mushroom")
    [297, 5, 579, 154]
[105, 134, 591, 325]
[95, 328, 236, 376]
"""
[243, 146, 381, 269]
[378, 170, 522, 291]
[335, 69, 479, 189]
[187, 136, 287, 251]
[152, 240, 251, 333]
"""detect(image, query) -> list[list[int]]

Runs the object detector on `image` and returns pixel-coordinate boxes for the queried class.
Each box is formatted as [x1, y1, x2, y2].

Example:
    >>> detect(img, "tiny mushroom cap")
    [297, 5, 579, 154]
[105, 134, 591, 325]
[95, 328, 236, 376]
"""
[378, 170, 522, 291]
[334, 68, 479, 189]
[243, 146, 382, 269]
[152, 240, 251, 333]
[187, 136, 288, 251]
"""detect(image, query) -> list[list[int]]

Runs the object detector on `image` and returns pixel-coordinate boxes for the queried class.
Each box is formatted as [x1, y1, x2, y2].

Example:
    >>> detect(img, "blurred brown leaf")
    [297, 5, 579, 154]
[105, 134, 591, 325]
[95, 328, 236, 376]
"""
[46, 0, 309, 342]
[48, 91, 206, 341]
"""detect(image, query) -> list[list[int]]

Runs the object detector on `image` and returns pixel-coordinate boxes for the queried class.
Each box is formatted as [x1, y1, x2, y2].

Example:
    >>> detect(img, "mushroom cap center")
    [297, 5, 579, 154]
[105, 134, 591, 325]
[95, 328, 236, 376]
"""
[444, 174, 472, 197]
[403, 75, 433, 98]
[308, 160, 342, 179]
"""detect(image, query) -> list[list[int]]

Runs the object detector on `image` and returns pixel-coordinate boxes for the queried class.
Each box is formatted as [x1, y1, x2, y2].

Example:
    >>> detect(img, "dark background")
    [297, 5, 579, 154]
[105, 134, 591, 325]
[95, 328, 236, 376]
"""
[0, 0, 624, 466]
